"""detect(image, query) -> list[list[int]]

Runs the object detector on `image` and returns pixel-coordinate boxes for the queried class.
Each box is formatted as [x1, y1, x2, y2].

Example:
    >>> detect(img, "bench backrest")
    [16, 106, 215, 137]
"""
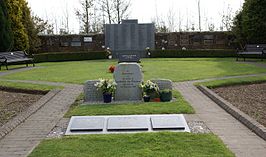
[0, 51, 27, 60]
[245, 44, 266, 52]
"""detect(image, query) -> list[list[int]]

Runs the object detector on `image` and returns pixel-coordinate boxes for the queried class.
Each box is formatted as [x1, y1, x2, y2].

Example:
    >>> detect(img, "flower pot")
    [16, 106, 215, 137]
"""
[146, 91, 160, 100]
[160, 91, 172, 102]
[143, 95, 150, 102]
[103, 93, 112, 103]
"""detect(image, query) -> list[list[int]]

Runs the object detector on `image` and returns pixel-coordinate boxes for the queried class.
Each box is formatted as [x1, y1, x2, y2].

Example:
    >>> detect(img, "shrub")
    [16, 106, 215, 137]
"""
[151, 49, 236, 58]
[33, 51, 107, 62]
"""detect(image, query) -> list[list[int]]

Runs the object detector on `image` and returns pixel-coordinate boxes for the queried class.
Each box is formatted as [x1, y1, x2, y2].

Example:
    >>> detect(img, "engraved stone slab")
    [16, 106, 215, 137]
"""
[70, 117, 105, 131]
[118, 54, 140, 63]
[114, 63, 143, 101]
[84, 80, 103, 102]
[151, 116, 186, 130]
[151, 79, 172, 90]
[107, 117, 149, 131]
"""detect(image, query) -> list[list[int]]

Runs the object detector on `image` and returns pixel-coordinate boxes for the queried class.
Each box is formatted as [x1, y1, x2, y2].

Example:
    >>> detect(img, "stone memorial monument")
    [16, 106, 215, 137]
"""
[105, 19, 155, 58]
[114, 63, 143, 101]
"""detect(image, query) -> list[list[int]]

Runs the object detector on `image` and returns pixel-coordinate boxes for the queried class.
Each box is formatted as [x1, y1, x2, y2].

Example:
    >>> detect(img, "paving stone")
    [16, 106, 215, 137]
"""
[107, 117, 149, 131]
[70, 117, 105, 131]
[151, 116, 186, 130]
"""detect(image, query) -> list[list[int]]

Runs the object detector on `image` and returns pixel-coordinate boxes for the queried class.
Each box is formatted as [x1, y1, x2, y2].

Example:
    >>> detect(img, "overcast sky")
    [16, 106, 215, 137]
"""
[27, 0, 244, 34]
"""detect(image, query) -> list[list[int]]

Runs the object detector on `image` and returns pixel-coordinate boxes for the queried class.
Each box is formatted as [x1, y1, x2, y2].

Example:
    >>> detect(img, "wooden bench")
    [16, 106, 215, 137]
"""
[0, 51, 35, 70]
[236, 44, 266, 61]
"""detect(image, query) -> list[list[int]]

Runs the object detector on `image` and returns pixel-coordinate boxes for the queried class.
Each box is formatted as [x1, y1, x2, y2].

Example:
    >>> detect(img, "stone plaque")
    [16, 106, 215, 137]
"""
[151, 116, 186, 130]
[107, 117, 149, 131]
[70, 117, 105, 131]
[118, 54, 140, 63]
[84, 80, 103, 102]
[114, 63, 143, 101]
[84, 37, 93, 42]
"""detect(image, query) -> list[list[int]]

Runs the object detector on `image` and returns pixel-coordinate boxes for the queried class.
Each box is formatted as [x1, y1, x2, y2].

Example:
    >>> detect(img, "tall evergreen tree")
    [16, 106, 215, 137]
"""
[232, 0, 266, 44]
[21, 0, 40, 53]
[0, 0, 12, 51]
[6, 0, 29, 51]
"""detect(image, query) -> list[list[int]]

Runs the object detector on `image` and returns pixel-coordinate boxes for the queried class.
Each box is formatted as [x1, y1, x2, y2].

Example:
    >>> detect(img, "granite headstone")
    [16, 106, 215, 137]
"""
[84, 80, 103, 102]
[114, 63, 143, 101]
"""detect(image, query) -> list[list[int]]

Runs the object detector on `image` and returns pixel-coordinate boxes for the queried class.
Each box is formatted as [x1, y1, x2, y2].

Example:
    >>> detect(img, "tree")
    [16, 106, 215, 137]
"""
[167, 7, 176, 32]
[0, 0, 12, 51]
[76, 0, 94, 34]
[197, 0, 202, 32]
[113, 0, 131, 24]
[99, 0, 114, 24]
[20, 0, 40, 53]
[232, 0, 266, 44]
[32, 16, 54, 35]
[6, 0, 29, 51]
[221, 4, 234, 31]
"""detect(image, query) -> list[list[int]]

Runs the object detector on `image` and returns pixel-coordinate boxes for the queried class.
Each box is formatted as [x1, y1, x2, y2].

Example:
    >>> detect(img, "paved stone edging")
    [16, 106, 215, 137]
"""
[0, 89, 60, 140]
[198, 85, 266, 141]
[0, 85, 83, 157]
[175, 82, 266, 157]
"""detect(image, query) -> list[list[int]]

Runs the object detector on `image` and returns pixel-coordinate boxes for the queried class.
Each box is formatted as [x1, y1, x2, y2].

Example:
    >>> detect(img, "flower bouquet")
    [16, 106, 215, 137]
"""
[95, 79, 117, 103]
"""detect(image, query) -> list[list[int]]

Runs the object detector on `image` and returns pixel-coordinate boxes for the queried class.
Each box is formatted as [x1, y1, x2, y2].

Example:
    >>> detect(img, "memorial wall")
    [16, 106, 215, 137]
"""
[38, 30, 233, 55]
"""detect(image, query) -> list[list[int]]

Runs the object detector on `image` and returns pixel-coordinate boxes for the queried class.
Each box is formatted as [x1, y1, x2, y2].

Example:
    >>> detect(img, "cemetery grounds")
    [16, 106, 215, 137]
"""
[0, 58, 266, 157]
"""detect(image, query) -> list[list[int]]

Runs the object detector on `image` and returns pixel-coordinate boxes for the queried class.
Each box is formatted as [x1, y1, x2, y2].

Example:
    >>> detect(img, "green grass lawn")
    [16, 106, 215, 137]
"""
[1, 58, 265, 84]
[0, 80, 61, 91]
[196, 75, 266, 88]
[65, 91, 194, 117]
[28, 132, 235, 157]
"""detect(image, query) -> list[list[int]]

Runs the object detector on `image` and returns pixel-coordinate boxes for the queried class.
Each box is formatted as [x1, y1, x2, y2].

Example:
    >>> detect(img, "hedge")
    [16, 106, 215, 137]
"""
[151, 49, 236, 58]
[33, 51, 107, 62]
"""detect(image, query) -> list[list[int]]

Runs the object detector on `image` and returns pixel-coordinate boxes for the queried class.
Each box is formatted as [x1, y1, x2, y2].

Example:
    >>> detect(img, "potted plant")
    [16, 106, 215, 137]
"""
[140, 80, 160, 102]
[143, 94, 151, 102]
[159, 89, 172, 102]
[95, 79, 117, 103]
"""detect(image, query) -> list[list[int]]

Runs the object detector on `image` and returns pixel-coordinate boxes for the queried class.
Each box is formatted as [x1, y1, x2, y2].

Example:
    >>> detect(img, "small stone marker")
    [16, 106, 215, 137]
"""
[70, 117, 105, 131]
[114, 63, 143, 101]
[151, 116, 186, 130]
[151, 79, 172, 90]
[107, 117, 149, 131]
[84, 80, 103, 102]
[118, 54, 140, 63]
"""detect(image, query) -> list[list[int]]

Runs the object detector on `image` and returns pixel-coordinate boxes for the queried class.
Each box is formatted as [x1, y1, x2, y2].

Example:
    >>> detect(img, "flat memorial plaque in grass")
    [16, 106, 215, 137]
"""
[28, 132, 235, 157]
[65, 91, 194, 117]
[1, 58, 266, 84]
